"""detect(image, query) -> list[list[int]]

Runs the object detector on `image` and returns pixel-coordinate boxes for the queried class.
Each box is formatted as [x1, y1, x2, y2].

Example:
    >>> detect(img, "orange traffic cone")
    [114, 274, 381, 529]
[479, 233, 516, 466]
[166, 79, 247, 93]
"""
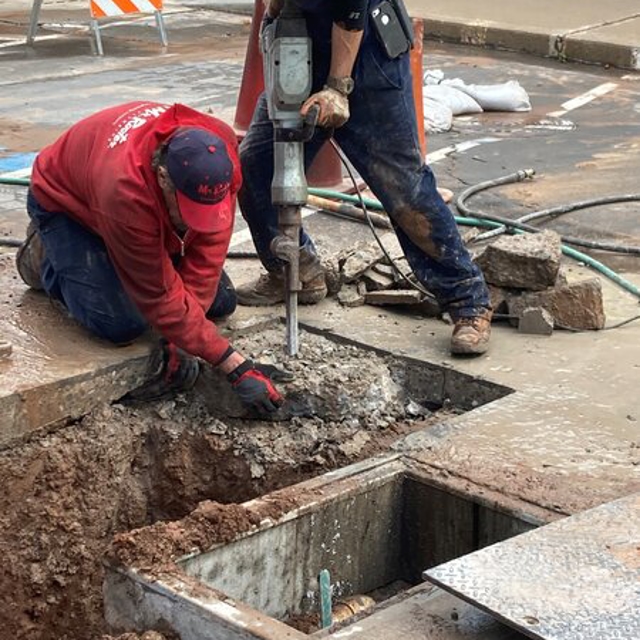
[234, 0, 265, 132]
[234, 0, 342, 188]
[410, 18, 426, 157]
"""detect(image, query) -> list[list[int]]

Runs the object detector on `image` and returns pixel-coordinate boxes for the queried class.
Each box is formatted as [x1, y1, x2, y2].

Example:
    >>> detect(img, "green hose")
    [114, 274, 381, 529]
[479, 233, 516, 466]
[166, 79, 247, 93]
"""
[309, 188, 640, 301]
[0, 176, 30, 187]
[3, 177, 639, 300]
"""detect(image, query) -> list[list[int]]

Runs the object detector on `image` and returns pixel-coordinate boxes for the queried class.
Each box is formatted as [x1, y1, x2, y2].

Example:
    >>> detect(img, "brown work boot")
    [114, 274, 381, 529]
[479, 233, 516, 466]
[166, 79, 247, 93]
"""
[450, 310, 492, 356]
[236, 271, 327, 306]
[16, 222, 45, 290]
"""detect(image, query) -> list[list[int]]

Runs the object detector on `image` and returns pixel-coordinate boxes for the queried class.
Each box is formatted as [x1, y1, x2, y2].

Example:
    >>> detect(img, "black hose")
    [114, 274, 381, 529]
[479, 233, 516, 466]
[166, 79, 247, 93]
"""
[457, 170, 640, 255]
[0, 238, 23, 247]
[328, 139, 435, 299]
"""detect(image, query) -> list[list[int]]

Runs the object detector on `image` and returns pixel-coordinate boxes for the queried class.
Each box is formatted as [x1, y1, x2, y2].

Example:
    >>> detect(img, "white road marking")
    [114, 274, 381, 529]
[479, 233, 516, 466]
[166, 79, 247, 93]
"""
[426, 137, 501, 164]
[0, 167, 32, 179]
[0, 34, 65, 49]
[547, 82, 618, 118]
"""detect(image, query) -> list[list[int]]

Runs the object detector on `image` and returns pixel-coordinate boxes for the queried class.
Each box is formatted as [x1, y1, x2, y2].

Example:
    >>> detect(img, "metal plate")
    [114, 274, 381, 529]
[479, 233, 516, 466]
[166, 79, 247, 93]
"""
[424, 494, 640, 640]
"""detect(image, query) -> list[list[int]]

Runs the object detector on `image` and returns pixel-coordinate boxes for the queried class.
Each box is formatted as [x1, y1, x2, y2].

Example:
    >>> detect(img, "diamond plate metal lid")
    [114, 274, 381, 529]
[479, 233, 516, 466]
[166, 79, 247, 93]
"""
[424, 494, 640, 640]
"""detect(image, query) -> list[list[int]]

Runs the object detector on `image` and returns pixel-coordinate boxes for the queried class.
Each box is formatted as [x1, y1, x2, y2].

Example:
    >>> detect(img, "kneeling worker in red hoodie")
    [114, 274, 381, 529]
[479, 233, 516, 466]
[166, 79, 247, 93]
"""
[16, 101, 284, 413]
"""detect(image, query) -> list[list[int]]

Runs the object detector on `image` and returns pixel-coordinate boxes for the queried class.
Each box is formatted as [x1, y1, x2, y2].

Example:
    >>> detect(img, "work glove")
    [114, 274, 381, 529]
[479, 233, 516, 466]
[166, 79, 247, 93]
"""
[125, 341, 200, 402]
[227, 360, 287, 414]
[301, 87, 350, 129]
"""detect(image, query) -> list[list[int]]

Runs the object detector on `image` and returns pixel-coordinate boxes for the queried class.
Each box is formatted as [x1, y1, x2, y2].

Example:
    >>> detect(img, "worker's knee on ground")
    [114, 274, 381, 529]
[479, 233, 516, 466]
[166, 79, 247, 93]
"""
[87, 316, 147, 346]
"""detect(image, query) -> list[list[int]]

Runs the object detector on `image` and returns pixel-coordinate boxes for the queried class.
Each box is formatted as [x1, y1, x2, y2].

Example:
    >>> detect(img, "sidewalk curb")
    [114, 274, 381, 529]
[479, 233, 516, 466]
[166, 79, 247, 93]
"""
[422, 18, 640, 70]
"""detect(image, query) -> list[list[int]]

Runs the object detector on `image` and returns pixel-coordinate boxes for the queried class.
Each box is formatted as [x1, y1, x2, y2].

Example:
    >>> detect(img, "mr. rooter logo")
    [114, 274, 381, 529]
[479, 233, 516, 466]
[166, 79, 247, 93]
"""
[107, 104, 169, 149]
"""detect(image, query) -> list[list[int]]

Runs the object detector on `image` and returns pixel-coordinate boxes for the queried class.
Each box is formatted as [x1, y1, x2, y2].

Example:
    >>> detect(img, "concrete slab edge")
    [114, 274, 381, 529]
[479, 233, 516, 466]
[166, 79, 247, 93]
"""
[0, 354, 149, 448]
[561, 36, 640, 70]
[421, 18, 640, 70]
[103, 452, 552, 639]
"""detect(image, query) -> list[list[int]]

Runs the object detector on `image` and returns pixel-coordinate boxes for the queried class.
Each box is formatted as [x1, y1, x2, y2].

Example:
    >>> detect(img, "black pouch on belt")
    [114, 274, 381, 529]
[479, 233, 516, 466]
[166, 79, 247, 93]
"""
[370, 0, 415, 59]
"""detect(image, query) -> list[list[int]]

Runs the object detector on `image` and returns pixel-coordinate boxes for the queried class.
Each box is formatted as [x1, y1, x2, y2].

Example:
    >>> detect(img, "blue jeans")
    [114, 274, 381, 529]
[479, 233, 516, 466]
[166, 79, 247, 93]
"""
[238, 31, 490, 318]
[27, 191, 236, 344]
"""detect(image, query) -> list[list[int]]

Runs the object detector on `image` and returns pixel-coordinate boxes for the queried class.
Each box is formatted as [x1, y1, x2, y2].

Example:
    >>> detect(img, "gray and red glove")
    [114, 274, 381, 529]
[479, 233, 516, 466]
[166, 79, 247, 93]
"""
[126, 341, 200, 402]
[227, 360, 287, 414]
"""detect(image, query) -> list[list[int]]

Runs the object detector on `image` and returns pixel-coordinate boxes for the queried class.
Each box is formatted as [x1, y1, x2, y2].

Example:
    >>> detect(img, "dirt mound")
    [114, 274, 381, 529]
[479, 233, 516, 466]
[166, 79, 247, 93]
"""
[0, 329, 451, 639]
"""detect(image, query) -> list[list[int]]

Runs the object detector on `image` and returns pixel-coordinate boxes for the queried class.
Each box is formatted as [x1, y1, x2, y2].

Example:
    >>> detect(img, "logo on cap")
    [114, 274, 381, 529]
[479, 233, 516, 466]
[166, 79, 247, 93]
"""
[166, 128, 234, 233]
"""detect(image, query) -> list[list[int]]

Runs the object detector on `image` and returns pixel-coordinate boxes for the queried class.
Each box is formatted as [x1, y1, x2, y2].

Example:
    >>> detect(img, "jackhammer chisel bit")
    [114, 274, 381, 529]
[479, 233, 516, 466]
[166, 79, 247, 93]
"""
[261, 0, 316, 357]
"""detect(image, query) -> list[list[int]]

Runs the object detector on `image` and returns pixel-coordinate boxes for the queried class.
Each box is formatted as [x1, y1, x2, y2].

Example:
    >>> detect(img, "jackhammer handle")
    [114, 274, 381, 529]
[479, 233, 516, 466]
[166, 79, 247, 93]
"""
[301, 104, 321, 141]
[304, 104, 320, 128]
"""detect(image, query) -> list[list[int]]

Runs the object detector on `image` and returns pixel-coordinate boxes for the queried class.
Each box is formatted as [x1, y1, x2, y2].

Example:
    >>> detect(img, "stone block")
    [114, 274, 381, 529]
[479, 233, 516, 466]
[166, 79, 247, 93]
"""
[338, 284, 365, 308]
[475, 230, 562, 290]
[365, 290, 424, 306]
[518, 307, 554, 336]
[507, 278, 606, 330]
[362, 269, 395, 292]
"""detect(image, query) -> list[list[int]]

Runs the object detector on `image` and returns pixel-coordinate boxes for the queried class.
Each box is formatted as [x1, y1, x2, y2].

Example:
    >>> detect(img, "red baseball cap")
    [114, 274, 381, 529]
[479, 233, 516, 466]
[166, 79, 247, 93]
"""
[166, 128, 234, 233]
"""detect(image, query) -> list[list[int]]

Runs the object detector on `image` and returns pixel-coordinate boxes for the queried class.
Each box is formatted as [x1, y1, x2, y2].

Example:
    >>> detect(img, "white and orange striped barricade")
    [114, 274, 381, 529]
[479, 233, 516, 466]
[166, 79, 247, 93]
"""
[89, 0, 168, 55]
[26, 0, 168, 55]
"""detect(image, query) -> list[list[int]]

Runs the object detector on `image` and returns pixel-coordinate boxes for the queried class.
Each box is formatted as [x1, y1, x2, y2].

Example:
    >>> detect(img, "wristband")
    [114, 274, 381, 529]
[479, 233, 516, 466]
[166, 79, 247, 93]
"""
[227, 359, 254, 384]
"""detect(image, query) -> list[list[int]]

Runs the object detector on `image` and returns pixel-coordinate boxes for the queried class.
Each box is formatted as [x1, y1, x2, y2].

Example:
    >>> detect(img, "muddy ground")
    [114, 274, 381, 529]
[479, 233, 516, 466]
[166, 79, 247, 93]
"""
[0, 328, 455, 640]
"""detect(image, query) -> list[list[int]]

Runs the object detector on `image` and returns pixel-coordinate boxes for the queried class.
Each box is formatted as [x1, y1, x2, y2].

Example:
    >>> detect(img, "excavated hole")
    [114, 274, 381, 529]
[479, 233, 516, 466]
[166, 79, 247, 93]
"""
[0, 327, 511, 640]
[178, 471, 536, 636]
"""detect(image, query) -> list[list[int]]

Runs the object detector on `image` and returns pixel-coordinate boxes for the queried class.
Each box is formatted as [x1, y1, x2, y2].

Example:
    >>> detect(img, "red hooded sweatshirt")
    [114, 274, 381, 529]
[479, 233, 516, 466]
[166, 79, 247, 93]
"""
[31, 101, 241, 364]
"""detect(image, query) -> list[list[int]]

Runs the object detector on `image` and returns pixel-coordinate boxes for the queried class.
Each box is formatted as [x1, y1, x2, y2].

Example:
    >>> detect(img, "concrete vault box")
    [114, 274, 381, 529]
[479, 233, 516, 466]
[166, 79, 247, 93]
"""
[104, 458, 538, 639]
[103, 327, 523, 638]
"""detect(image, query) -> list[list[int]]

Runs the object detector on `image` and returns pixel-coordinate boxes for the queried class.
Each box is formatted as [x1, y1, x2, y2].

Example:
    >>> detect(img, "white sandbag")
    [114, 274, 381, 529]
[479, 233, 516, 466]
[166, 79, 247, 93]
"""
[423, 84, 483, 116]
[423, 96, 453, 133]
[443, 79, 532, 112]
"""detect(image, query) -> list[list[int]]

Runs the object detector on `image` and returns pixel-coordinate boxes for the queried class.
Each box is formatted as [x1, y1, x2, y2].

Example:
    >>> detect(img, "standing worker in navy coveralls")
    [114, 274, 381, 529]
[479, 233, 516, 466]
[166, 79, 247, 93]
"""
[237, 0, 493, 355]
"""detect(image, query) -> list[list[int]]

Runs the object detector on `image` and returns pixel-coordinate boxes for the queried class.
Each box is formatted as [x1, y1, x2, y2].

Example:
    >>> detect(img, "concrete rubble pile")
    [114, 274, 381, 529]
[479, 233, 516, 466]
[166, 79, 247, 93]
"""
[474, 230, 606, 333]
[323, 239, 439, 315]
[325, 230, 606, 334]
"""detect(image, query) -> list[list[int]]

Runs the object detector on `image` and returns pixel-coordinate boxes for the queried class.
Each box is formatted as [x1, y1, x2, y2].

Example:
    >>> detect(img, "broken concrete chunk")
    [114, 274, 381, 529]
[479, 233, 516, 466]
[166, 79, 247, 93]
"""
[518, 307, 554, 336]
[337, 284, 365, 308]
[488, 284, 509, 315]
[508, 277, 605, 330]
[372, 262, 396, 278]
[361, 268, 395, 292]
[340, 245, 385, 282]
[475, 230, 562, 290]
[321, 256, 342, 296]
[460, 227, 481, 245]
[365, 290, 424, 306]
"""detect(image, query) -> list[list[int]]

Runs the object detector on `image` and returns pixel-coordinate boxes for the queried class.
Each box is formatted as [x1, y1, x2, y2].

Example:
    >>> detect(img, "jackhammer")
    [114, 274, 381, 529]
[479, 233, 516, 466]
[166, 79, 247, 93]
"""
[261, 0, 323, 357]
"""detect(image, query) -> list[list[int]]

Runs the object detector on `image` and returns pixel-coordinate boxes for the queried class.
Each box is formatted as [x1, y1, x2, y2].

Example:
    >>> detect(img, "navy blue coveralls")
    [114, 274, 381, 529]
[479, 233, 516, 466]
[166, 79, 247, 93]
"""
[238, 0, 490, 318]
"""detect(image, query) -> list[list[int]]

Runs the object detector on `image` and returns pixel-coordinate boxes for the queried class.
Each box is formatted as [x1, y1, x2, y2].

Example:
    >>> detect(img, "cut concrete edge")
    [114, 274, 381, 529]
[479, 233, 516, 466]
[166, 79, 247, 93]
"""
[0, 353, 149, 448]
[104, 567, 309, 640]
[420, 18, 640, 69]
[104, 454, 406, 639]
[402, 455, 559, 527]
[102, 444, 559, 639]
